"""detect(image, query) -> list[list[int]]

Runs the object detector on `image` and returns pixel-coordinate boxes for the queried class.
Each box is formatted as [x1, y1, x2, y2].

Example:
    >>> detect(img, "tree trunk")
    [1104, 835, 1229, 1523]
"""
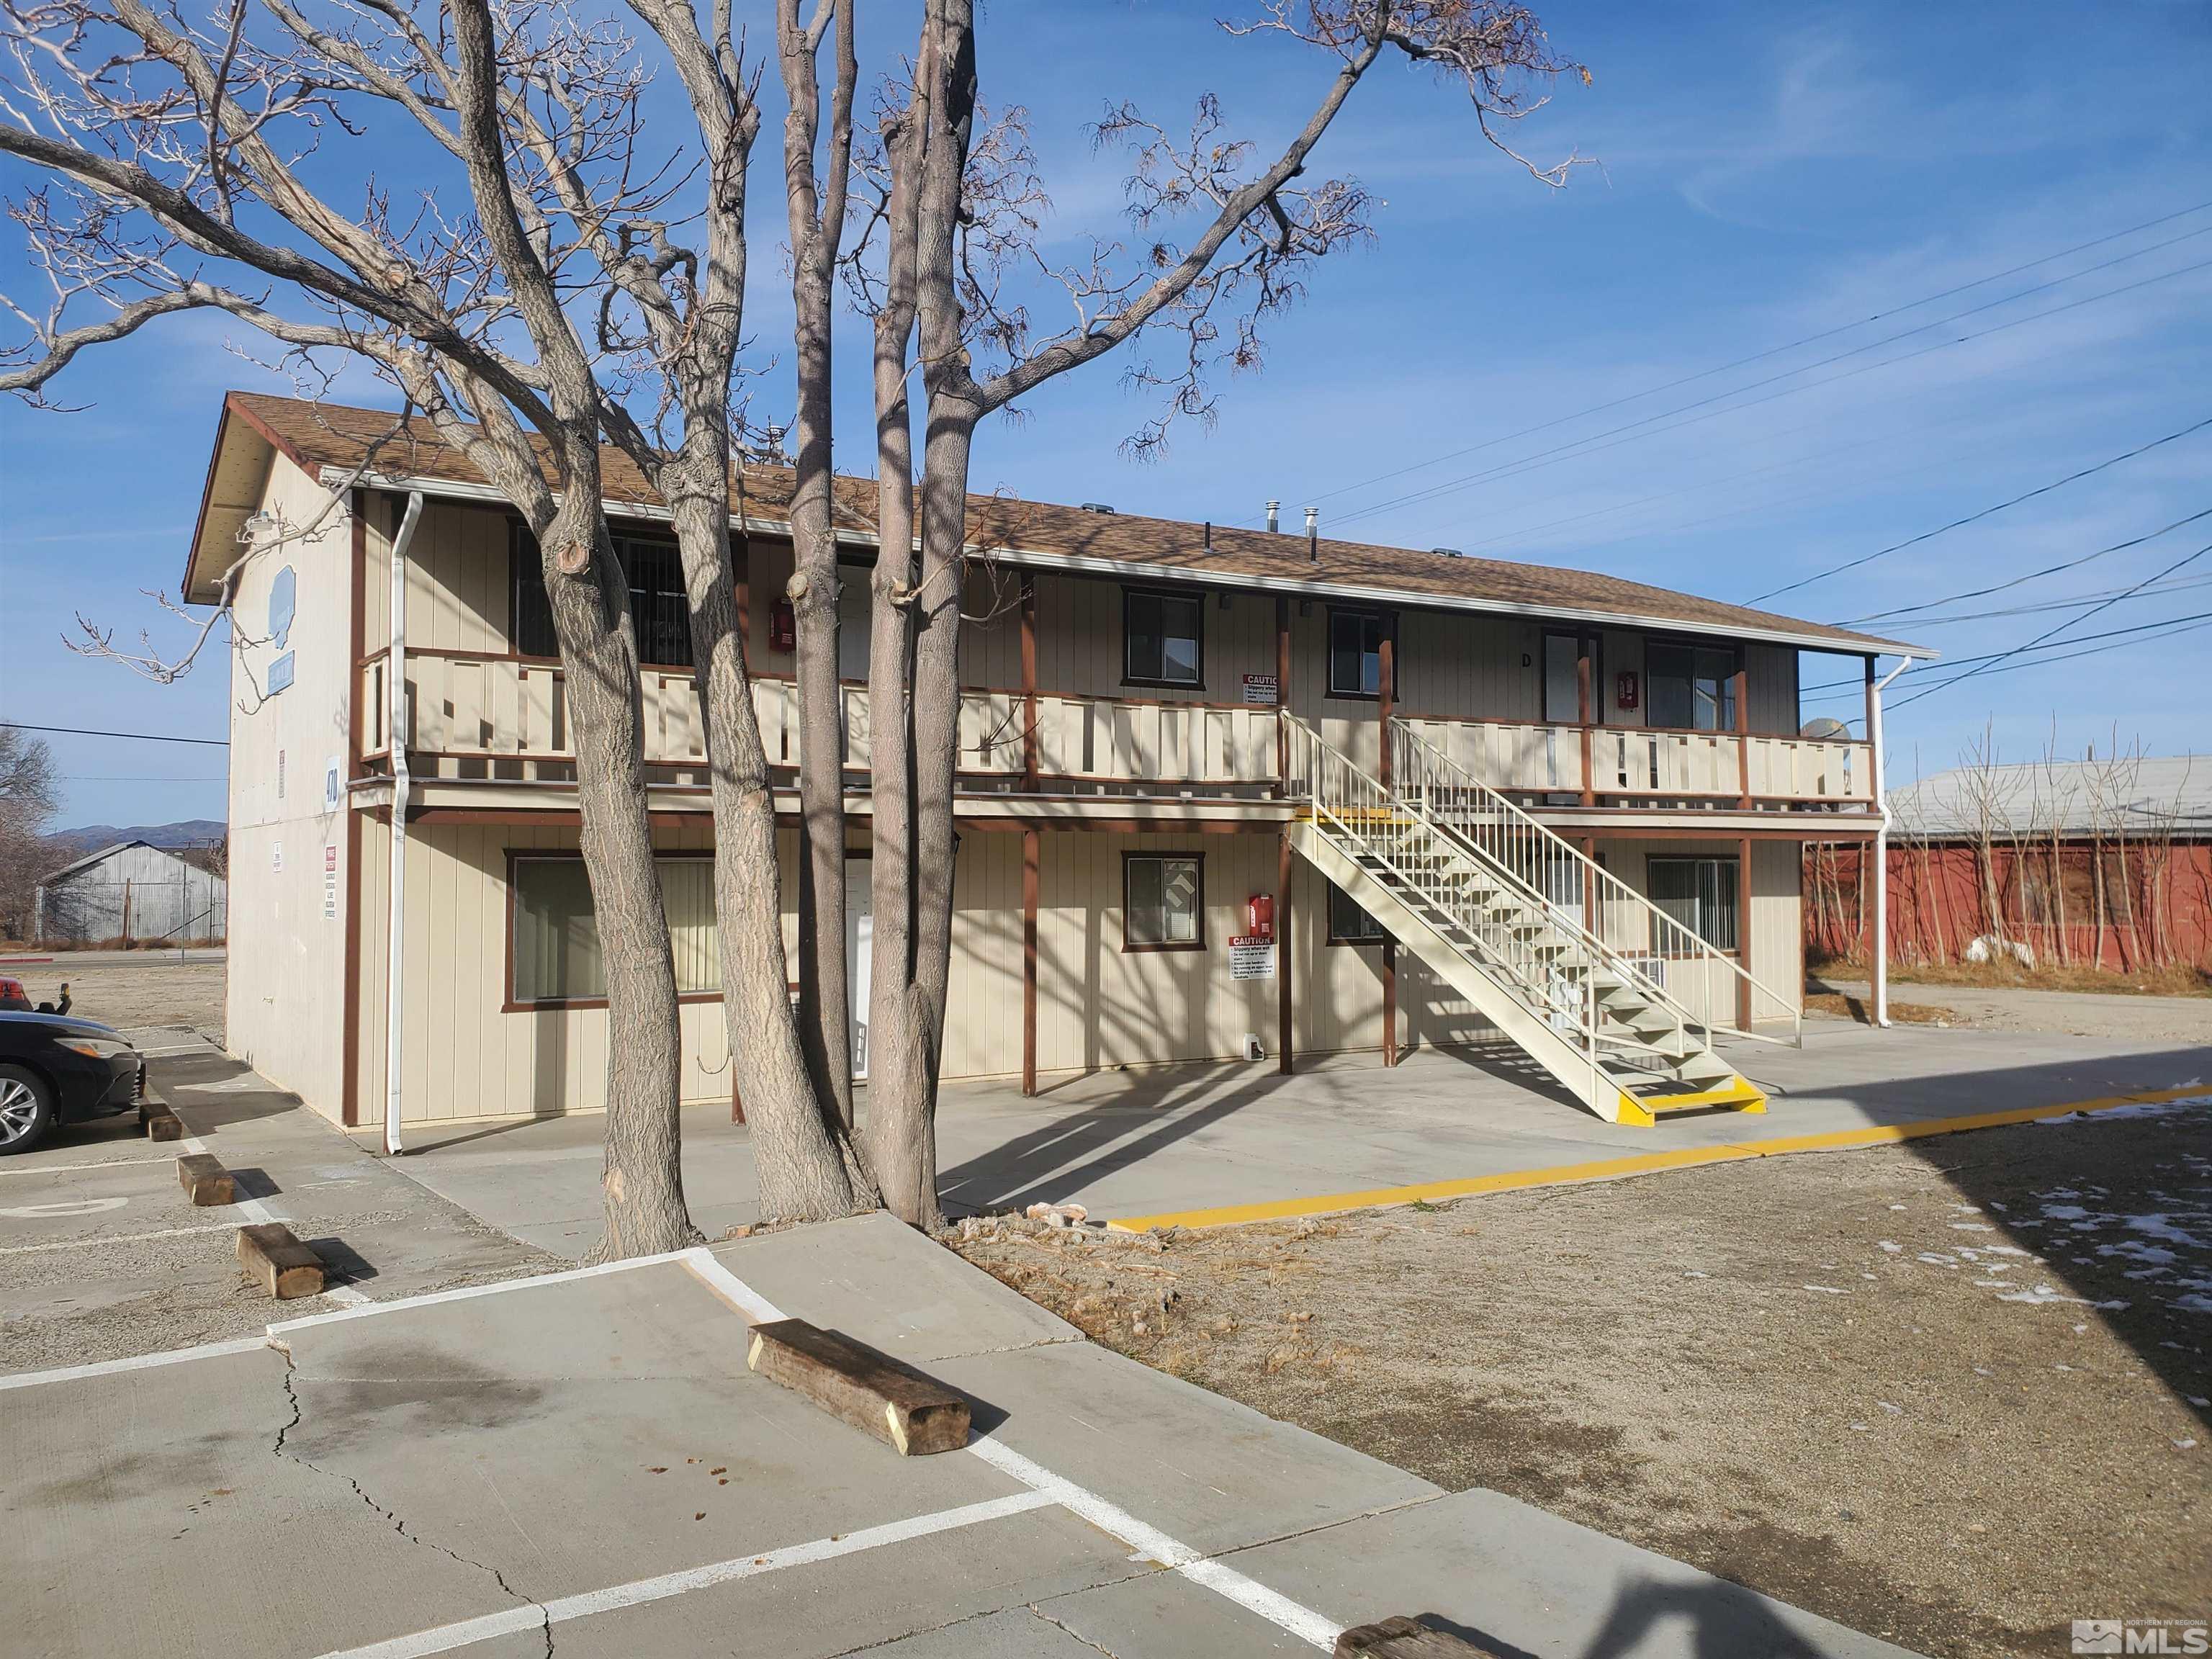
[539, 493, 697, 1260]
[662, 438, 868, 1223]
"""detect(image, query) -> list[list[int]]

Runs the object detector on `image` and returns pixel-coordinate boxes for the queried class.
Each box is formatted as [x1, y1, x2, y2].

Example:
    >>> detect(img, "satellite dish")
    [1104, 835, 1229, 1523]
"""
[1800, 716, 1850, 740]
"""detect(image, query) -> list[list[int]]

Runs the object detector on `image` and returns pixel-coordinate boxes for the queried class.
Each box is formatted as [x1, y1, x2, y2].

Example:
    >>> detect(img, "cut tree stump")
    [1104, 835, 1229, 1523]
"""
[746, 1318, 970, 1456]
[175, 1154, 233, 1206]
[237, 1223, 324, 1300]
[1335, 1617, 1501, 1658]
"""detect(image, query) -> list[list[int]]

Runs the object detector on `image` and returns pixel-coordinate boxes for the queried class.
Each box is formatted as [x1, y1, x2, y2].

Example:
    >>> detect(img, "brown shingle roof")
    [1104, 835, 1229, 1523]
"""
[194, 391, 1926, 656]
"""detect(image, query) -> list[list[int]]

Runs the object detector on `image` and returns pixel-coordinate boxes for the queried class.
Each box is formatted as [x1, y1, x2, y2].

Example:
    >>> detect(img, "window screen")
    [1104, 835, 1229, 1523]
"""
[1647, 644, 1736, 732]
[1645, 856, 1739, 951]
[1125, 855, 1202, 948]
[511, 526, 695, 668]
[512, 856, 720, 1002]
[1328, 611, 1393, 698]
[1125, 589, 1202, 685]
[1328, 884, 1386, 943]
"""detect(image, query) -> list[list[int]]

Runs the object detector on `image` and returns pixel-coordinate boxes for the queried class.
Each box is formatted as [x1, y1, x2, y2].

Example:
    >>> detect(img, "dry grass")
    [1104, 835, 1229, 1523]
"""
[1811, 953, 2212, 999]
[1804, 991, 1956, 1026]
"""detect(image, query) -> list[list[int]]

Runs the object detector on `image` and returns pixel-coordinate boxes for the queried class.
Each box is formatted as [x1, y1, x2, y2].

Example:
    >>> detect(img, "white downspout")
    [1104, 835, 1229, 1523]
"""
[384, 491, 424, 1155]
[1867, 655, 1912, 1030]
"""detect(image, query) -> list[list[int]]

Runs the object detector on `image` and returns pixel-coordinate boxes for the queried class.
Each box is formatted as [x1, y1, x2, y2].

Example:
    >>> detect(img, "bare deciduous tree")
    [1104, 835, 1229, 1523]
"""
[851, 0, 1587, 1223]
[0, 728, 62, 940]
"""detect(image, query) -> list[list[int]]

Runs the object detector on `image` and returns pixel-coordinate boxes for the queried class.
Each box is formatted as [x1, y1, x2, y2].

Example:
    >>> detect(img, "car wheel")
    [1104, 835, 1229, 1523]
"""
[0, 1064, 56, 1155]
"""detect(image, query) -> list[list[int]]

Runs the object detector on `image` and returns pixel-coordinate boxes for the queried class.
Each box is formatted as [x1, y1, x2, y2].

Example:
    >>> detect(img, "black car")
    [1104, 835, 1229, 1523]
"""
[0, 1011, 145, 1154]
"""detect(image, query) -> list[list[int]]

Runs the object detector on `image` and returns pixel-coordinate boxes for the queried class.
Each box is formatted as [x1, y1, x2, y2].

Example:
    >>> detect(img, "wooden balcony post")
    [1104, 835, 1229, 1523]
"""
[1733, 662, 1752, 809]
[1022, 828, 1039, 1095]
[1274, 595, 1291, 796]
[1577, 634, 1596, 807]
[1020, 573, 1039, 791]
[1377, 634, 1395, 791]
[1737, 835, 1755, 1030]
[1381, 940, 1398, 1068]
[1277, 830, 1295, 1074]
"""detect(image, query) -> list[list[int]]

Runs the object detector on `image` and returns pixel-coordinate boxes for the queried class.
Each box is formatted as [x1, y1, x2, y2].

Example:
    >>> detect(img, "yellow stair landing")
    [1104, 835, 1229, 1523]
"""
[1614, 1079, 1768, 1126]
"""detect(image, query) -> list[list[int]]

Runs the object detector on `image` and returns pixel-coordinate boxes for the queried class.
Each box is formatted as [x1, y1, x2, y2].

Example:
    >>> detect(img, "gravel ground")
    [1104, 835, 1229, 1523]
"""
[4, 953, 226, 1040]
[949, 1106, 2212, 1658]
[1814, 976, 2212, 1045]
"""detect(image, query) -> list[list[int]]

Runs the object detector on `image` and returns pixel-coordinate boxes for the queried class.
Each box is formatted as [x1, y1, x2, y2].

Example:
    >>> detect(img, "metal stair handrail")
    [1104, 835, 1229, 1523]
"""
[1388, 718, 1802, 1047]
[1283, 719, 1614, 1095]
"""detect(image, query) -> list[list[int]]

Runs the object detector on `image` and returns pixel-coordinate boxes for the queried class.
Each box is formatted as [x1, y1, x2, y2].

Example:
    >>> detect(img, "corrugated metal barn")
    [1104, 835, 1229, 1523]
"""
[34, 840, 228, 945]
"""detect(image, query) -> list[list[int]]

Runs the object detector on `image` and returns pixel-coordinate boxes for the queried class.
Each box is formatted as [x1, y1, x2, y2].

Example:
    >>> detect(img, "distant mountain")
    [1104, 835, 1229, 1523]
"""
[45, 819, 226, 856]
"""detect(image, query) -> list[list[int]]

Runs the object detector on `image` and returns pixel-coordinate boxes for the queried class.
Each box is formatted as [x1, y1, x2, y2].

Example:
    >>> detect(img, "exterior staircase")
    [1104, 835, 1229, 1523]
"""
[1283, 717, 1797, 1126]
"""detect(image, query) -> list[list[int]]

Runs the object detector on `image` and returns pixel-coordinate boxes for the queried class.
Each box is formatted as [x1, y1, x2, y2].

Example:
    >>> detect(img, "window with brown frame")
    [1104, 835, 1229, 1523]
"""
[1646, 642, 1737, 732]
[512, 523, 693, 670]
[1123, 853, 1204, 950]
[509, 853, 719, 1006]
[1123, 588, 1204, 688]
[1326, 608, 1395, 698]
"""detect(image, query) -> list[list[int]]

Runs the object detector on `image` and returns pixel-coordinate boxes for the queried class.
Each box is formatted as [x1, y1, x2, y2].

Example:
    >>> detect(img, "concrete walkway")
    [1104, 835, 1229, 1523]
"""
[1, 1212, 1918, 1659]
[388, 1022, 2212, 1253]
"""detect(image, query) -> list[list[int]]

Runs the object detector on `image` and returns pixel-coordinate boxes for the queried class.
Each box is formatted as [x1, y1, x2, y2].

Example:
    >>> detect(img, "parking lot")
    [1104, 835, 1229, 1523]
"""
[4, 1206, 1918, 1659]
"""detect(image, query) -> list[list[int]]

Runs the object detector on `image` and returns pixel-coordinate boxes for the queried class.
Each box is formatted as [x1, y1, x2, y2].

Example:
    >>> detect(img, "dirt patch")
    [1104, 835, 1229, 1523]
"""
[1804, 990, 1957, 1027]
[6, 956, 225, 1040]
[948, 1110, 2212, 1658]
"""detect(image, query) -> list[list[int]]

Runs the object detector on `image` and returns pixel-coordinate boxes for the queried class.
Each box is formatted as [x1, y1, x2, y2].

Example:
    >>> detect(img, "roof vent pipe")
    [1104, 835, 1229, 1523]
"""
[1265, 500, 1280, 534]
[1305, 506, 1319, 562]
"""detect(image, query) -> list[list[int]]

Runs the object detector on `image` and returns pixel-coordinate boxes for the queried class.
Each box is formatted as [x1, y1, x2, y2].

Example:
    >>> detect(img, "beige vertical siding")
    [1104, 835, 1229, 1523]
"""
[360, 496, 511, 657]
[225, 455, 355, 1117]
[1593, 837, 1804, 1028]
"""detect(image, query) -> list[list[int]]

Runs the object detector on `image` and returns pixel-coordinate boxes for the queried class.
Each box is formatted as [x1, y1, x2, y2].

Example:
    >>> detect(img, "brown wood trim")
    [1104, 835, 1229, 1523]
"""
[1577, 633, 1596, 808]
[1274, 595, 1291, 796]
[341, 807, 364, 1128]
[1277, 832, 1295, 1075]
[1120, 584, 1207, 693]
[1020, 575, 1040, 791]
[1733, 664, 1753, 811]
[181, 400, 235, 601]
[1377, 637, 1395, 791]
[1120, 849, 1207, 953]
[1381, 939, 1398, 1068]
[958, 816, 1275, 835]
[1737, 835, 1754, 1028]
[1321, 604, 1398, 701]
[222, 390, 313, 470]
[1021, 828, 1039, 1096]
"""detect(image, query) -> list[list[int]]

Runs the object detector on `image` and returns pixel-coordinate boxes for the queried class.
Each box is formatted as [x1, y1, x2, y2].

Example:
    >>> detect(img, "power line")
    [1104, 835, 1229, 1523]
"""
[1333, 240, 2212, 536]
[1838, 498, 2212, 624]
[1874, 570, 2212, 628]
[1277, 197, 2212, 526]
[1740, 418, 2212, 608]
[1803, 612, 2212, 705]
[1890, 537, 2212, 710]
[1, 721, 228, 747]
[1802, 603, 2212, 692]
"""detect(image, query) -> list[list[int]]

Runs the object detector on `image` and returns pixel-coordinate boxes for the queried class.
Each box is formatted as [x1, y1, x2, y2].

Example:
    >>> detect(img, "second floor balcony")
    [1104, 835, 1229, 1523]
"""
[358, 646, 1874, 817]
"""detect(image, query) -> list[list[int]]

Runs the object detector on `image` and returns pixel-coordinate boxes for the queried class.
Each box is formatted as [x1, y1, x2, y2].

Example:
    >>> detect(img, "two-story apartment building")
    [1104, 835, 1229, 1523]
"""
[187, 392, 1930, 1140]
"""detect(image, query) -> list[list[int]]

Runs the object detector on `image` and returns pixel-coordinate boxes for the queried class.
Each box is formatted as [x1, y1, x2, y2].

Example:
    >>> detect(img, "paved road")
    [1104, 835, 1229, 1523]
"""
[1, 1213, 1919, 1659]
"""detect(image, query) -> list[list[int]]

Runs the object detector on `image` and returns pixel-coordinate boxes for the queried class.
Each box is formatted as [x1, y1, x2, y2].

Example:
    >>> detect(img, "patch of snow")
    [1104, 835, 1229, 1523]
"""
[1918, 1253, 1959, 1267]
[1879, 1241, 1903, 1253]
[2038, 1094, 2212, 1127]
[2175, 1294, 2212, 1315]
[1999, 1284, 2128, 1309]
[1803, 1285, 1848, 1295]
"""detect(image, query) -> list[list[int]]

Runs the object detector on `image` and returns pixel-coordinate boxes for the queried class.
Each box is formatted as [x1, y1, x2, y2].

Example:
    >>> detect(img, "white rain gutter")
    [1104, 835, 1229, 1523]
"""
[385, 490, 424, 1155]
[1866, 655, 1912, 1030]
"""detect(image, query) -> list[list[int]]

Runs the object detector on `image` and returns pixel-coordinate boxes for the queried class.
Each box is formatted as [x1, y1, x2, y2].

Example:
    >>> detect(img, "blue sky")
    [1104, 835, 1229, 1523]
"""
[3, 0, 2210, 832]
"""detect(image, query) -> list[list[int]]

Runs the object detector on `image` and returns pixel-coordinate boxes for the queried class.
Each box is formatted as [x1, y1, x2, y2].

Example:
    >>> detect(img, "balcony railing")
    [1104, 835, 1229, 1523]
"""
[358, 649, 1870, 809]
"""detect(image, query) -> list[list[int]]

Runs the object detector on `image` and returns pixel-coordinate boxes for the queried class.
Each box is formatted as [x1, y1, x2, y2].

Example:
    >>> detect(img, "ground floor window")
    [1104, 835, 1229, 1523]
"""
[1124, 853, 1203, 950]
[510, 854, 719, 1005]
[1327, 883, 1387, 944]
[1646, 855, 1739, 951]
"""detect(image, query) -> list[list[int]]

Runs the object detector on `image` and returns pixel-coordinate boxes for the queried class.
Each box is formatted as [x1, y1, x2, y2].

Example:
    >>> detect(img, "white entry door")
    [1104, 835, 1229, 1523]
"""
[846, 860, 873, 1081]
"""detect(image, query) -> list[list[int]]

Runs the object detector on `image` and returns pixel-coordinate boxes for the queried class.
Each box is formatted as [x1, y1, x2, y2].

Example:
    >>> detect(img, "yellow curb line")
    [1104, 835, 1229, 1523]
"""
[1102, 1084, 2210, 1233]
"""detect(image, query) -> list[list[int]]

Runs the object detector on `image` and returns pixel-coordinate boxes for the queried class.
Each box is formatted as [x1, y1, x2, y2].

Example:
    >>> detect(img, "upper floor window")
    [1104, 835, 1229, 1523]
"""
[1124, 853, 1203, 950]
[1124, 588, 1203, 687]
[1328, 609, 1395, 698]
[512, 524, 693, 670]
[1647, 642, 1736, 732]
[1647, 855, 1739, 951]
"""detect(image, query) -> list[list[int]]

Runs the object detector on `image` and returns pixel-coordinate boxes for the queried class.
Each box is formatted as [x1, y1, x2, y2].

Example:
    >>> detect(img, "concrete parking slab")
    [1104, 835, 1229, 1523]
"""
[391, 1023, 2212, 1254]
[0, 1048, 555, 1375]
[0, 1213, 1919, 1659]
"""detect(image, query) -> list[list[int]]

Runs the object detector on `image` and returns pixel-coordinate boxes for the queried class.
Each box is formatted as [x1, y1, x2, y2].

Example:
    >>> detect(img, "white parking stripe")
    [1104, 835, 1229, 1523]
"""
[267, 1246, 707, 1334]
[681, 1247, 788, 1322]
[178, 1132, 284, 1226]
[966, 1435, 1342, 1650]
[307, 1491, 1059, 1659]
[0, 1155, 176, 1178]
[0, 1335, 273, 1390]
[0, 1221, 235, 1256]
